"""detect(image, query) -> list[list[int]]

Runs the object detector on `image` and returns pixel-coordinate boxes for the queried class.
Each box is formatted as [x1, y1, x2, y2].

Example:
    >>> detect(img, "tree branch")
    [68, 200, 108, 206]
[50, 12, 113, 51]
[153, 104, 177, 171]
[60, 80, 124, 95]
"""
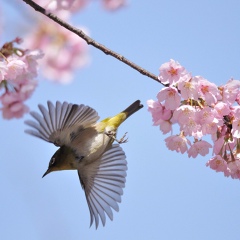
[22, 0, 161, 84]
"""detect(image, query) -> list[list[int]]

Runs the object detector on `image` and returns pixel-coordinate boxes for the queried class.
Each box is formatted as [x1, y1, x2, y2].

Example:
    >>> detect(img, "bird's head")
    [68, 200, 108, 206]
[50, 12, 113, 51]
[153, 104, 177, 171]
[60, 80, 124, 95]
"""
[42, 146, 77, 178]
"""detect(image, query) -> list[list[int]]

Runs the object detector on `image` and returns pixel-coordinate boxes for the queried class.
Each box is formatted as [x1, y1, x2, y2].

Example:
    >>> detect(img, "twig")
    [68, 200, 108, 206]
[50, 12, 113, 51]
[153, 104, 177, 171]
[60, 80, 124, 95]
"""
[22, 0, 162, 84]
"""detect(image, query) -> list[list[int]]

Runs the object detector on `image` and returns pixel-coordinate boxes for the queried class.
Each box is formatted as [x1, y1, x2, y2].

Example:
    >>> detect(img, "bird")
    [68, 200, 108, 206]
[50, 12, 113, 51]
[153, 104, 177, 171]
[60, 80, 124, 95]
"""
[24, 100, 143, 228]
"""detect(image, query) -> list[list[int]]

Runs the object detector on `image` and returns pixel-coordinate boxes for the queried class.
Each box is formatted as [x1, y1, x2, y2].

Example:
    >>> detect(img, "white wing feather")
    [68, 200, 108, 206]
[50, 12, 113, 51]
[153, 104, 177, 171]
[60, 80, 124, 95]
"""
[25, 101, 99, 146]
[78, 144, 127, 228]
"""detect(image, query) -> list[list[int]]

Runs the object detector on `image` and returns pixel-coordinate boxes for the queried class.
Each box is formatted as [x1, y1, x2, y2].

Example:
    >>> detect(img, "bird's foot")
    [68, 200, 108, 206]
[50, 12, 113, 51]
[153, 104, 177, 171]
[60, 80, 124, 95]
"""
[118, 132, 128, 144]
[105, 131, 128, 144]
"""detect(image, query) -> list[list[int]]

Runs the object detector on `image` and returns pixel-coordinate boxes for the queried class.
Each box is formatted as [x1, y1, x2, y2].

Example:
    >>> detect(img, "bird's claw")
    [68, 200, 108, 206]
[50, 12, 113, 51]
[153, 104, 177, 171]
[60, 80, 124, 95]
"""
[106, 131, 128, 144]
[118, 132, 128, 144]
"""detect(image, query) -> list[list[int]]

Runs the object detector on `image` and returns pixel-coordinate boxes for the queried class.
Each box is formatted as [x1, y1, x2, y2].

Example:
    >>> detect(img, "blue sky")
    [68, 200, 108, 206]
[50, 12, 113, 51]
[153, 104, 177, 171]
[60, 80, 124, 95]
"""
[1, 1, 240, 239]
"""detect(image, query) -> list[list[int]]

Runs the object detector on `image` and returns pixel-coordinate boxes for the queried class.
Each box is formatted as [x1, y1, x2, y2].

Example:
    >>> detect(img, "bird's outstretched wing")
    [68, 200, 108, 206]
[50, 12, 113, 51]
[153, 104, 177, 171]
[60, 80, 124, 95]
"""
[25, 101, 99, 146]
[78, 144, 127, 229]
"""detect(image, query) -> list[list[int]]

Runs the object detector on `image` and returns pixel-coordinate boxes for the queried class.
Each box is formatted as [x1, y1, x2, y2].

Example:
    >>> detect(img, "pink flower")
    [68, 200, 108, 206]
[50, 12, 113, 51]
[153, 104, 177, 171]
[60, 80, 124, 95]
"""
[221, 79, 240, 105]
[20, 79, 38, 99]
[191, 131, 203, 139]
[102, 0, 126, 10]
[159, 120, 172, 134]
[158, 59, 187, 85]
[196, 106, 223, 135]
[206, 155, 229, 175]
[0, 91, 29, 119]
[232, 107, 240, 138]
[227, 159, 240, 179]
[179, 117, 201, 136]
[214, 102, 231, 118]
[1, 101, 29, 119]
[213, 136, 225, 155]
[147, 100, 171, 125]
[69, 0, 88, 12]
[165, 134, 190, 154]
[173, 106, 201, 136]
[36, 0, 88, 12]
[172, 105, 197, 125]
[196, 106, 218, 125]
[0, 39, 42, 119]
[1, 80, 37, 103]
[157, 87, 181, 110]
[25, 20, 89, 83]
[196, 76, 220, 105]
[178, 74, 199, 100]
[212, 125, 227, 142]
[147, 99, 162, 125]
[0, 61, 8, 81]
[188, 140, 212, 158]
[236, 91, 240, 105]
[147, 100, 173, 134]
[0, 79, 37, 119]
[23, 50, 44, 78]
[5, 58, 25, 80]
[201, 120, 220, 136]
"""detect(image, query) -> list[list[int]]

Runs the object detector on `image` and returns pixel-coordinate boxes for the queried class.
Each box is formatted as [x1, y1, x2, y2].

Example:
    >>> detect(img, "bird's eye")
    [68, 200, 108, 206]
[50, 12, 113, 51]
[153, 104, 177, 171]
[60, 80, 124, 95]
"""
[50, 157, 55, 165]
[76, 156, 84, 162]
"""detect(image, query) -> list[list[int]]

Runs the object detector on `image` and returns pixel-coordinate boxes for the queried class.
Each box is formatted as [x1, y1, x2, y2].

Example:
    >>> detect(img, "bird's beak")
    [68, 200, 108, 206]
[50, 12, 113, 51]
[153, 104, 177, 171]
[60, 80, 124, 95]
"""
[42, 168, 51, 178]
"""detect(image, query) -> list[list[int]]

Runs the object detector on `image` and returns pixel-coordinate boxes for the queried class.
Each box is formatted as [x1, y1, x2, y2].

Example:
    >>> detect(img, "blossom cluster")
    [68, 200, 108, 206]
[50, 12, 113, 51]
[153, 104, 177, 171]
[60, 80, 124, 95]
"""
[0, 0, 127, 119]
[148, 59, 240, 179]
[0, 38, 43, 119]
[24, 0, 126, 84]
[24, 20, 89, 84]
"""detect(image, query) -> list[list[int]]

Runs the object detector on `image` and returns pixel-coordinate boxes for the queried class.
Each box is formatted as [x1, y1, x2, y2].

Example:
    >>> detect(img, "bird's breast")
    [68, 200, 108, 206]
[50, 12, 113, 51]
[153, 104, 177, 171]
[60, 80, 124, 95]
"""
[71, 127, 111, 165]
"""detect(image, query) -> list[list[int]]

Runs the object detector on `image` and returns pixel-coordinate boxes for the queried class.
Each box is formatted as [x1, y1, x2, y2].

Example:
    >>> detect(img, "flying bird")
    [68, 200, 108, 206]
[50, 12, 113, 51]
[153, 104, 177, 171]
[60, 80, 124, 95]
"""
[25, 100, 143, 228]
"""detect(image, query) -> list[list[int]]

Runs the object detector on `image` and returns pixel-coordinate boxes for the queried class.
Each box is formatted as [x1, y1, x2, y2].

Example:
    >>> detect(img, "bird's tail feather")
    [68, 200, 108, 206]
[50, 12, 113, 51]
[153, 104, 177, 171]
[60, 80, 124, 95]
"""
[122, 100, 143, 119]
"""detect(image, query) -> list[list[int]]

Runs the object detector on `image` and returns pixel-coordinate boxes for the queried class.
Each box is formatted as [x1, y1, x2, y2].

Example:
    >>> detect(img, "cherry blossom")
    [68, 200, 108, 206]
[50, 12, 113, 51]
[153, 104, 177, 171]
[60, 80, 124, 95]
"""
[231, 107, 240, 138]
[179, 117, 201, 136]
[201, 120, 219, 136]
[147, 100, 171, 126]
[221, 79, 240, 105]
[158, 59, 187, 85]
[5, 58, 25, 80]
[102, 0, 126, 10]
[1, 91, 29, 119]
[36, 0, 126, 12]
[188, 140, 212, 158]
[0, 39, 42, 119]
[0, 62, 7, 82]
[177, 74, 198, 100]
[165, 133, 191, 154]
[159, 120, 172, 134]
[35, 0, 88, 12]
[172, 105, 197, 125]
[157, 87, 181, 110]
[196, 107, 215, 125]
[196, 76, 220, 105]
[24, 19, 89, 84]
[206, 156, 229, 176]
[148, 59, 240, 180]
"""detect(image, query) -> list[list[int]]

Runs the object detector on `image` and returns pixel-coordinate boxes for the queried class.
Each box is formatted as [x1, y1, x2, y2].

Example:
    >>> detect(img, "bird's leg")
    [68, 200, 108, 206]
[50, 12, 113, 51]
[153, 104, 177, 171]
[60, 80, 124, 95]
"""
[118, 132, 128, 143]
[105, 131, 128, 144]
